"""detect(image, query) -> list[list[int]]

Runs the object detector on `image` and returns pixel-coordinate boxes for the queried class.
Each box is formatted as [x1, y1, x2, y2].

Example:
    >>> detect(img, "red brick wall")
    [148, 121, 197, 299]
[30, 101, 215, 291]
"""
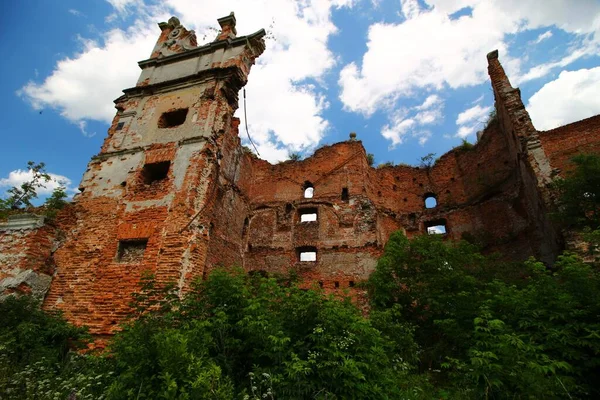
[539, 115, 600, 174]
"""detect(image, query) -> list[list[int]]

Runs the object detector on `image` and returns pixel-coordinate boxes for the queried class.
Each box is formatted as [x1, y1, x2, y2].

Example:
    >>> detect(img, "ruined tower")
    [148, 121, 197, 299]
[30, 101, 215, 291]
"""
[43, 14, 266, 334]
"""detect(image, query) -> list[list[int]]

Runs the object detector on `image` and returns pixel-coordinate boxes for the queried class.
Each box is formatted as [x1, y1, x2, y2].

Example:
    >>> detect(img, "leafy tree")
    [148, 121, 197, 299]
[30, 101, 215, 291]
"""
[288, 152, 302, 161]
[552, 153, 600, 229]
[44, 184, 68, 210]
[1, 161, 51, 210]
[366, 153, 375, 167]
[107, 269, 409, 399]
[368, 231, 600, 398]
[43, 184, 69, 219]
[419, 153, 436, 169]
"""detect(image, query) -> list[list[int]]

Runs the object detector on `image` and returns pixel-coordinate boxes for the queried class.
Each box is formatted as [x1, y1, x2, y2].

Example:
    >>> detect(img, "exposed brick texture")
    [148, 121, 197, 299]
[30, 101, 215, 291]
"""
[1, 16, 598, 336]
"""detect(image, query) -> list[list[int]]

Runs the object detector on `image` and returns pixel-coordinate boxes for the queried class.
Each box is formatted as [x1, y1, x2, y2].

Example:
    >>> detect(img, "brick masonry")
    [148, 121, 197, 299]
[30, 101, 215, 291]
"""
[1, 15, 599, 335]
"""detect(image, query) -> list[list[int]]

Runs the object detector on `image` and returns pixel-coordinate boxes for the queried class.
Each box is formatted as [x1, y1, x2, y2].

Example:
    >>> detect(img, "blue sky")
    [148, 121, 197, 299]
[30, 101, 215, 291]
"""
[2, 0, 600, 201]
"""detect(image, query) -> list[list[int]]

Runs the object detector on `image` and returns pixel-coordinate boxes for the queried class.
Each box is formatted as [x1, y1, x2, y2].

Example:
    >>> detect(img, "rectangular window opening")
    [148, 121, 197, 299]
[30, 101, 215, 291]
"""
[298, 207, 318, 223]
[425, 220, 447, 235]
[117, 239, 148, 263]
[341, 187, 349, 201]
[297, 246, 317, 262]
[116, 122, 125, 131]
[158, 108, 188, 128]
[142, 161, 170, 185]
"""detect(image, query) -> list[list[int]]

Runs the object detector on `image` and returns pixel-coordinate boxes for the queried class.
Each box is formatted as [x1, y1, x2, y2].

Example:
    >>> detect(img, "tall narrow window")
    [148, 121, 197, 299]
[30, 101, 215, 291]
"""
[341, 187, 349, 201]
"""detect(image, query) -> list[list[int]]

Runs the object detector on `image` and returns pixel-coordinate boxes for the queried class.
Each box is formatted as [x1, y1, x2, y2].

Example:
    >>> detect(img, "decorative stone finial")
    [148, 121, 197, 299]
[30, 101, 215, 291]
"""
[349, 132, 357, 140]
[151, 16, 198, 59]
[216, 12, 237, 41]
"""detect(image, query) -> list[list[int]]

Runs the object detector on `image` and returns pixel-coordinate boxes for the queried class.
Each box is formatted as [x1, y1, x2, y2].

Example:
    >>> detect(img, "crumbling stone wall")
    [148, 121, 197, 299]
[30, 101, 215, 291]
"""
[240, 110, 541, 286]
[0, 215, 57, 300]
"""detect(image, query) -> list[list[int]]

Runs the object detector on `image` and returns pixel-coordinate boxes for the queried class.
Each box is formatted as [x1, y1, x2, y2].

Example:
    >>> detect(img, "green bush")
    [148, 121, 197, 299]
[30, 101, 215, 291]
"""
[368, 232, 600, 398]
[0, 296, 112, 399]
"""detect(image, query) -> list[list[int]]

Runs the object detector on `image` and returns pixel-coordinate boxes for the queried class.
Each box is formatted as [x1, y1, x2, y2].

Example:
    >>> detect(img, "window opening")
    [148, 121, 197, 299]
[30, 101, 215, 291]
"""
[349, 281, 355, 287]
[299, 207, 318, 223]
[425, 219, 447, 235]
[297, 246, 317, 262]
[341, 187, 349, 201]
[117, 239, 148, 263]
[158, 108, 188, 128]
[334, 281, 340, 288]
[142, 161, 170, 184]
[318, 281, 324, 288]
[242, 217, 249, 236]
[116, 122, 125, 130]
[303, 181, 314, 198]
[424, 193, 437, 209]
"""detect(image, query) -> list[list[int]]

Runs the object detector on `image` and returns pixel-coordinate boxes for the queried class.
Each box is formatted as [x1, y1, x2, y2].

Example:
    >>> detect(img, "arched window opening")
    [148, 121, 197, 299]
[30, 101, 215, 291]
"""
[424, 193, 437, 209]
[303, 181, 314, 198]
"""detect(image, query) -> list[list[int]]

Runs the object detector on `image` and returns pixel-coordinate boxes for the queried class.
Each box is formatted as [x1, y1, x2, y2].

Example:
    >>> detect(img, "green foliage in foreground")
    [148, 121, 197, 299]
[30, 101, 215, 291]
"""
[369, 232, 600, 399]
[552, 153, 600, 230]
[1, 234, 600, 399]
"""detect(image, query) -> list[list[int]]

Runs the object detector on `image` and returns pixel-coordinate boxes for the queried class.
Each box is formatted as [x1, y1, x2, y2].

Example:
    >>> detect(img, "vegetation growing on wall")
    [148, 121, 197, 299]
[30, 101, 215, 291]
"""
[0, 161, 68, 220]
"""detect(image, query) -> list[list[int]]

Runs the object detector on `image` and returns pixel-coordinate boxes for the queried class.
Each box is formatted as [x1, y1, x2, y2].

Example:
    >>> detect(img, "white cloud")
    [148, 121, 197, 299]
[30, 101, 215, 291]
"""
[20, 0, 349, 163]
[381, 94, 443, 147]
[400, 0, 421, 20]
[18, 21, 157, 124]
[455, 103, 491, 138]
[528, 67, 600, 131]
[68, 9, 85, 17]
[415, 94, 442, 110]
[534, 30, 553, 44]
[456, 104, 491, 125]
[382, 114, 415, 147]
[471, 94, 484, 104]
[339, 0, 600, 115]
[513, 47, 591, 85]
[106, 0, 142, 13]
[456, 125, 476, 139]
[0, 170, 73, 197]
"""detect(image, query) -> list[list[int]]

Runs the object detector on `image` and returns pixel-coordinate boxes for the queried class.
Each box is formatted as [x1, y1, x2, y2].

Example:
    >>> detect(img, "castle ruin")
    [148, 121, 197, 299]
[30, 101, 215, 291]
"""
[1, 14, 600, 335]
